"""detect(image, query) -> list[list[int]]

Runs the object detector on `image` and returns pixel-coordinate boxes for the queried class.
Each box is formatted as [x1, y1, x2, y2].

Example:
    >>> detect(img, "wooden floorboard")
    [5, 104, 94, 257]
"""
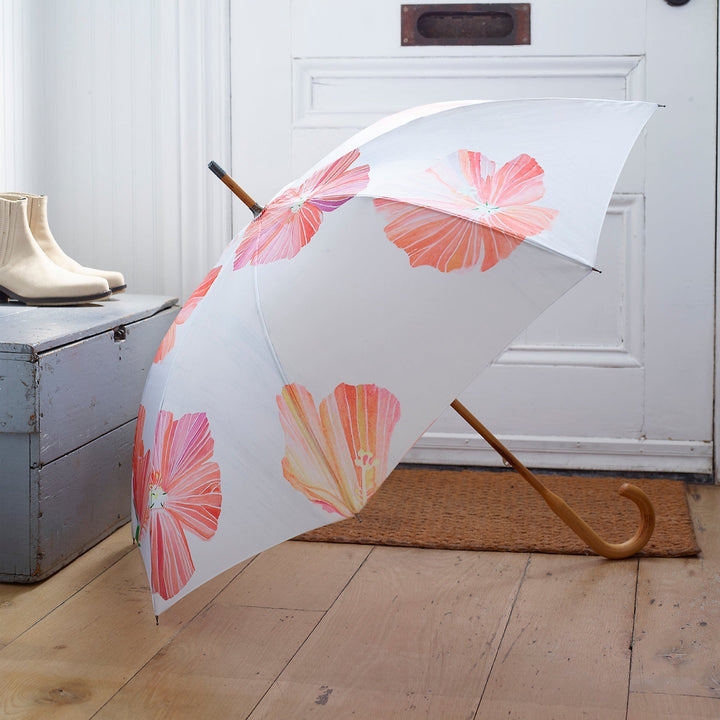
[247, 547, 529, 719]
[476, 554, 638, 720]
[95, 603, 324, 719]
[95, 542, 371, 719]
[215, 540, 373, 611]
[627, 691, 720, 718]
[630, 484, 720, 703]
[0, 484, 716, 720]
[0, 543, 248, 719]
[0, 527, 135, 646]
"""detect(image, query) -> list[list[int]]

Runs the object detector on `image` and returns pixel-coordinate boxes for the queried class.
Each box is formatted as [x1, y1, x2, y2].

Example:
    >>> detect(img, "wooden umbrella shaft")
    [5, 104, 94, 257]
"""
[451, 399, 550, 499]
[450, 398, 655, 559]
[208, 161, 264, 217]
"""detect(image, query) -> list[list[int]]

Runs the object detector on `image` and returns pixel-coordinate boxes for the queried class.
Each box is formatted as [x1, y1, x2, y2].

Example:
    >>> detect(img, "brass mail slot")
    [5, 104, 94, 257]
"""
[401, 3, 530, 46]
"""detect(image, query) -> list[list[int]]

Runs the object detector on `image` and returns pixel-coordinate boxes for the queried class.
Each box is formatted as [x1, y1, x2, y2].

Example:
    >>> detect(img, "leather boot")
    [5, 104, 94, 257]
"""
[1, 192, 126, 293]
[0, 196, 111, 305]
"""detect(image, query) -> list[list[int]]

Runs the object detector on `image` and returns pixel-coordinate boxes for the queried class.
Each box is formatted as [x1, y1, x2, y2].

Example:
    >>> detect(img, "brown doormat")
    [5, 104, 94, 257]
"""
[295, 466, 700, 557]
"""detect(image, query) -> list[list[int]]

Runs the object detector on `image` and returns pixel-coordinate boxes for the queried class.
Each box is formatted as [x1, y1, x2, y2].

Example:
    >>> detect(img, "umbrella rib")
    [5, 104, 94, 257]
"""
[252, 258, 291, 387]
[252, 241, 360, 516]
[210, 168, 352, 513]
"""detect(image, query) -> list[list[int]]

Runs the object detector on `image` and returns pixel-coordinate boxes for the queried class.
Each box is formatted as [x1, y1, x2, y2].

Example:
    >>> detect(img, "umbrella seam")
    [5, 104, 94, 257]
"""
[253, 260, 291, 386]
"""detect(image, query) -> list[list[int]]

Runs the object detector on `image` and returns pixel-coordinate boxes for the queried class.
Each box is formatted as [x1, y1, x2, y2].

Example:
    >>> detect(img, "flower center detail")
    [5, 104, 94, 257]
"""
[290, 196, 307, 214]
[475, 202, 499, 216]
[355, 449, 378, 469]
[149, 483, 168, 510]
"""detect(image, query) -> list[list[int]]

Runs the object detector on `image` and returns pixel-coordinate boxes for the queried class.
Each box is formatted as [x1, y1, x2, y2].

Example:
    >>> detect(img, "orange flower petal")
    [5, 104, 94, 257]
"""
[376, 149, 557, 272]
[278, 383, 401, 517]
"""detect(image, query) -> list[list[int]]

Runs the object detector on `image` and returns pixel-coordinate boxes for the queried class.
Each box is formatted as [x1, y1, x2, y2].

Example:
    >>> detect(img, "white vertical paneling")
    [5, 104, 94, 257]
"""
[230, 0, 293, 227]
[202, 1, 233, 264]
[178, 2, 208, 294]
[176, 0, 233, 292]
[0, 0, 231, 301]
[0, 1, 18, 189]
[152, 0, 183, 296]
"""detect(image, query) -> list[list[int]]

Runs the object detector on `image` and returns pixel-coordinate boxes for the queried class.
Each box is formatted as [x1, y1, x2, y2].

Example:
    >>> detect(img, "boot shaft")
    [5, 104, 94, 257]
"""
[18, 193, 53, 249]
[0, 196, 33, 268]
[0, 192, 52, 249]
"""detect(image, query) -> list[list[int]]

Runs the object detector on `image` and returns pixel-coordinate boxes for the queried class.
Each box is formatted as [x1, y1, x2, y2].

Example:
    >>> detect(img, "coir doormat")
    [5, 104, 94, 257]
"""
[295, 466, 700, 557]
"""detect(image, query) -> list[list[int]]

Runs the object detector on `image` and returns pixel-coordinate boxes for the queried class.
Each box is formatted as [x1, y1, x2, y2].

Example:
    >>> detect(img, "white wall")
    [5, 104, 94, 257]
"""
[0, 0, 232, 302]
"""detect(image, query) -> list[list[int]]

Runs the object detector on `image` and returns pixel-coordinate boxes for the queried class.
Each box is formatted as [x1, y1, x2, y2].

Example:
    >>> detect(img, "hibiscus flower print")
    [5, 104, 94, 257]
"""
[277, 383, 401, 517]
[132, 404, 222, 601]
[233, 149, 370, 268]
[374, 149, 558, 272]
[154, 266, 221, 363]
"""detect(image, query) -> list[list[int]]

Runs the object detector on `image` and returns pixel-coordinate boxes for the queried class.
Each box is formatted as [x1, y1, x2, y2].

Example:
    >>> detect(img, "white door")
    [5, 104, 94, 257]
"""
[231, 0, 717, 474]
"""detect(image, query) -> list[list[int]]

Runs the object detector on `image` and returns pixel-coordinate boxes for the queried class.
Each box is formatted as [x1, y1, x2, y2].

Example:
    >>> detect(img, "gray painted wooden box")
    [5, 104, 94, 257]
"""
[0, 295, 179, 582]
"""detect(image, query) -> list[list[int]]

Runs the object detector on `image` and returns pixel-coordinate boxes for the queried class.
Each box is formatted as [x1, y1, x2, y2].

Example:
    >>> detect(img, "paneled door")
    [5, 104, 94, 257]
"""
[231, 0, 716, 474]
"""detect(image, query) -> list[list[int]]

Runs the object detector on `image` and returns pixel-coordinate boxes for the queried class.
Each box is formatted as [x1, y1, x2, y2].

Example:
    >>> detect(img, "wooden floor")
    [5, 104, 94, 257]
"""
[0, 484, 718, 720]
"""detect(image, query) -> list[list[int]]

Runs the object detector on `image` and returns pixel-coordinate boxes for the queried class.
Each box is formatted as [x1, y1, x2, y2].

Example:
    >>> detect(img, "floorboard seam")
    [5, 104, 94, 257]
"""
[471, 552, 532, 719]
[243, 545, 375, 719]
[625, 557, 641, 720]
[87, 552, 254, 718]
[2, 541, 136, 649]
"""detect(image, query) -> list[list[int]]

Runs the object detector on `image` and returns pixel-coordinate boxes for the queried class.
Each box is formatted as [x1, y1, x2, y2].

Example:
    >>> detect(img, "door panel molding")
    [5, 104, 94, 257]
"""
[294, 56, 644, 128]
[499, 195, 645, 369]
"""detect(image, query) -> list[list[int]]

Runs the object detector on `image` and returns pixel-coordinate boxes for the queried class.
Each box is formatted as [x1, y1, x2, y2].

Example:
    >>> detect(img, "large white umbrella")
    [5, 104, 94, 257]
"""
[133, 98, 657, 616]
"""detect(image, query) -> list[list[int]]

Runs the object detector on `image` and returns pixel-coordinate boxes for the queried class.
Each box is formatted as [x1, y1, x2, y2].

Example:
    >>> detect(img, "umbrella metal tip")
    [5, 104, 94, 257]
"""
[208, 161, 226, 180]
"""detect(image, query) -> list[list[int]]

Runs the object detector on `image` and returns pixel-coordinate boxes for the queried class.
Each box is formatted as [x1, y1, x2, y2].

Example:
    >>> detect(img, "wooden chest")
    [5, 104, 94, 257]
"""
[0, 295, 179, 582]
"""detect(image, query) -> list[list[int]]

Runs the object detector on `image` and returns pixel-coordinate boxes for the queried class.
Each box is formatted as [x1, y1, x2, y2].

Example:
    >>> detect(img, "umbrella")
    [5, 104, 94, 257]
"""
[133, 98, 658, 617]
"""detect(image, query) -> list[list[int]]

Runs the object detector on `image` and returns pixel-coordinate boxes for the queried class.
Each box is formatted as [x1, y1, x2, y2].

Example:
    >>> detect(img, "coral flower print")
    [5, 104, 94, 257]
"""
[154, 266, 221, 363]
[132, 405, 222, 600]
[277, 383, 401, 517]
[234, 149, 370, 269]
[374, 149, 557, 272]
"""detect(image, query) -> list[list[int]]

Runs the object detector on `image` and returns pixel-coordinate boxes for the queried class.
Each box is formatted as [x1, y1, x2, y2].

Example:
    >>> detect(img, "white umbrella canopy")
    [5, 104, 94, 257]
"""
[133, 98, 657, 616]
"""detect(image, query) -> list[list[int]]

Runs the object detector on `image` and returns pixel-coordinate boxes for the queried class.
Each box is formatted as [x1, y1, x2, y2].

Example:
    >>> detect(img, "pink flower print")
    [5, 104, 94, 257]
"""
[132, 404, 151, 540]
[277, 383, 401, 518]
[132, 405, 222, 601]
[233, 149, 370, 268]
[374, 150, 557, 272]
[154, 266, 221, 363]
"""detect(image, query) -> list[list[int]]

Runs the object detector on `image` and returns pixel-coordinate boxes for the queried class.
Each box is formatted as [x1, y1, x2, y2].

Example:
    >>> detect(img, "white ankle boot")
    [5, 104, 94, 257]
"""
[0, 196, 111, 305]
[2, 192, 126, 293]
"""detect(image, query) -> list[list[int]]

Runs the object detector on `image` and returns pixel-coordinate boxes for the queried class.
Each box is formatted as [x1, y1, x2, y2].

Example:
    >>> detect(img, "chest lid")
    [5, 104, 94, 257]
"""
[0, 295, 178, 356]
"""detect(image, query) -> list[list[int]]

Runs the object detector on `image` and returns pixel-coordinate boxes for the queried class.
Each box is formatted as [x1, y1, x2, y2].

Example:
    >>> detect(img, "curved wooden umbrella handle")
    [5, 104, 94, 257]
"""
[450, 399, 655, 559]
[533, 478, 655, 559]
